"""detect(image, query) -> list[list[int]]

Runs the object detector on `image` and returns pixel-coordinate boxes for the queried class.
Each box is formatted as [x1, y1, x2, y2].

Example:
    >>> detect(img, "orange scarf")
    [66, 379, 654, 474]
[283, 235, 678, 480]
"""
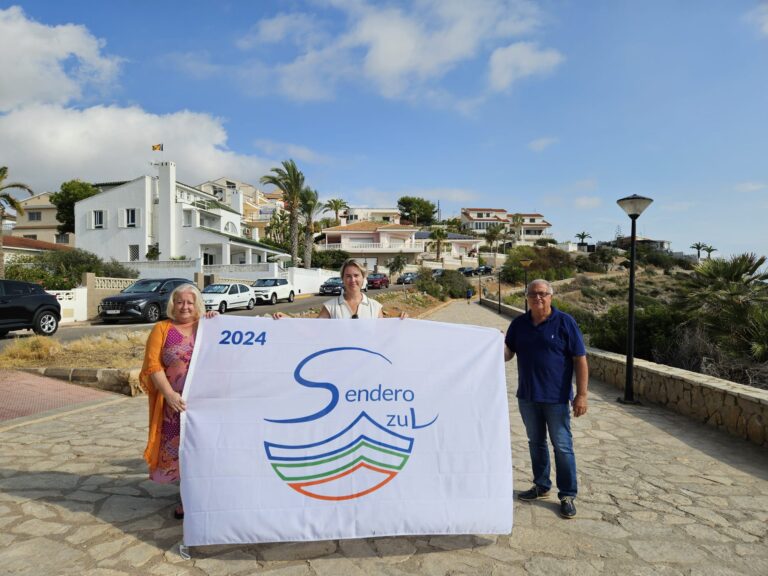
[139, 320, 173, 472]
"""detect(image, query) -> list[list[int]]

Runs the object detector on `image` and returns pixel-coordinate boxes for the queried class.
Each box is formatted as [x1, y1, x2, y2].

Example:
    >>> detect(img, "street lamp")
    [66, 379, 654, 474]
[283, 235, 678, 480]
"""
[497, 267, 502, 313]
[616, 194, 653, 404]
[520, 259, 533, 312]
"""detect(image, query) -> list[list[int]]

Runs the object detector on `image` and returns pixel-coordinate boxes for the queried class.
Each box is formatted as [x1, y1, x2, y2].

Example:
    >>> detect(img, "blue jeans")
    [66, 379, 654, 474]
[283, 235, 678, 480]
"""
[518, 398, 578, 498]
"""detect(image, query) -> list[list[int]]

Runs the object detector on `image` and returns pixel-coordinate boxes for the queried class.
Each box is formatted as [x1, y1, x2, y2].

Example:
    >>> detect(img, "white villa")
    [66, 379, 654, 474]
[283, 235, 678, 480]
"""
[318, 221, 482, 267]
[460, 208, 553, 245]
[342, 207, 401, 225]
[75, 162, 287, 265]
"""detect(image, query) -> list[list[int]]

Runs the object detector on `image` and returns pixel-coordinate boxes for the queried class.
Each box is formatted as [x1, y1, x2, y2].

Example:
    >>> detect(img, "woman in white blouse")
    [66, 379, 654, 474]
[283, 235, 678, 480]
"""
[274, 259, 406, 319]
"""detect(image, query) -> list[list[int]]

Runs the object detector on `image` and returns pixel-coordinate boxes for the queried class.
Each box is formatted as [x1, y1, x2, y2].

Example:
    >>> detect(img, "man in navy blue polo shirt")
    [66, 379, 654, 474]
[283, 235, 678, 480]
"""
[504, 279, 589, 519]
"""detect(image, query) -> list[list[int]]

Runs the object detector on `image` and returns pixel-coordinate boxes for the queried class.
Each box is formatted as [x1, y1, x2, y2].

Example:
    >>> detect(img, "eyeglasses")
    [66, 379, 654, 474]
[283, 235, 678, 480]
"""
[527, 291, 551, 299]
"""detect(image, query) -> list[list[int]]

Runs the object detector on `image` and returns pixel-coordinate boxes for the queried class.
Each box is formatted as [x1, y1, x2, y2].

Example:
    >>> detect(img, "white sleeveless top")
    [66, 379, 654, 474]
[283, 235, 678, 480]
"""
[323, 294, 383, 319]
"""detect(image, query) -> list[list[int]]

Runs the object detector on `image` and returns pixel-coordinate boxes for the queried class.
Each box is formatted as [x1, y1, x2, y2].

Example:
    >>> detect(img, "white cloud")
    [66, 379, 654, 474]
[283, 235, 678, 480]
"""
[734, 181, 767, 193]
[573, 196, 601, 209]
[232, 0, 555, 103]
[253, 139, 332, 165]
[0, 104, 274, 193]
[0, 6, 121, 112]
[237, 12, 322, 49]
[746, 3, 768, 36]
[528, 136, 558, 152]
[488, 41, 563, 92]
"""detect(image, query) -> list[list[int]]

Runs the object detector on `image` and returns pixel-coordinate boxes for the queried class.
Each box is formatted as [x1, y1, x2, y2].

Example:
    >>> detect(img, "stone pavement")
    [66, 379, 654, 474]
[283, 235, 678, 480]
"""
[0, 301, 766, 575]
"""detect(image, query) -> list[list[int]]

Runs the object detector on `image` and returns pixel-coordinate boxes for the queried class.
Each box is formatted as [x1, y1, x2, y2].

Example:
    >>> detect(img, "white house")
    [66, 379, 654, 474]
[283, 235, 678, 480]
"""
[75, 162, 286, 265]
[460, 208, 553, 245]
[342, 207, 401, 225]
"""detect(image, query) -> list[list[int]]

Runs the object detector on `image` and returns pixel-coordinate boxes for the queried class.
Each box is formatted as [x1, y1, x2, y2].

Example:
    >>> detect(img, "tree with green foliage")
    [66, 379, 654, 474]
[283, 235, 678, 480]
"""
[703, 244, 717, 259]
[397, 196, 436, 226]
[261, 160, 305, 266]
[265, 210, 289, 248]
[5, 248, 137, 290]
[299, 187, 323, 269]
[387, 252, 408, 278]
[0, 166, 34, 279]
[681, 253, 768, 359]
[49, 179, 99, 235]
[322, 198, 349, 226]
[484, 224, 504, 265]
[427, 227, 449, 261]
[575, 231, 591, 244]
[312, 249, 350, 271]
[690, 242, 706, 260]
[509, 213, 524, 242]
[145, 243, 160, 260]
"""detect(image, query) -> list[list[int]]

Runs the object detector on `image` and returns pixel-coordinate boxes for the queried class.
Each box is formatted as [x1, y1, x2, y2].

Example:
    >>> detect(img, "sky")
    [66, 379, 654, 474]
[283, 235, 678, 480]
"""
[0, 0, 767, 258]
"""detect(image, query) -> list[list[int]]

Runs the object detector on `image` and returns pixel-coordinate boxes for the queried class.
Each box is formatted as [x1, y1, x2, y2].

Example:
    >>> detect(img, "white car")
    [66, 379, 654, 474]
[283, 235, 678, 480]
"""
[202, 283, 255, 313]
[251, 278, 296, 305]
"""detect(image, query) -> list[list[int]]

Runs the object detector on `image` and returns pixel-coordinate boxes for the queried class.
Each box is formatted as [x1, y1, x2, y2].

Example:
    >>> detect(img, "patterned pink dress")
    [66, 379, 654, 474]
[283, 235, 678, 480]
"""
[150, 326, 195, 484]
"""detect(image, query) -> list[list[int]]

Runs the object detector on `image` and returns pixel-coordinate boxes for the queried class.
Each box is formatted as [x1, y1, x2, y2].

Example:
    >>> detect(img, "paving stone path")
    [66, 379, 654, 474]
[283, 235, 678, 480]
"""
[0, 301, 766, 575]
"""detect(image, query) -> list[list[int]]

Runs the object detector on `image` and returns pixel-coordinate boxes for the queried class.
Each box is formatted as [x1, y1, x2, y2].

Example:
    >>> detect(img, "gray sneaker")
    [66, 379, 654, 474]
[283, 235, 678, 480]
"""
[517, 485, 550, 501]
[560, 496, 576, 518]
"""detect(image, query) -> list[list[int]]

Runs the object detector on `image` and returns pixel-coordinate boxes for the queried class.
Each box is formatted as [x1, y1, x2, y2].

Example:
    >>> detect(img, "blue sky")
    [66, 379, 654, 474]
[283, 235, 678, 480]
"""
[1, 1, 767, 257]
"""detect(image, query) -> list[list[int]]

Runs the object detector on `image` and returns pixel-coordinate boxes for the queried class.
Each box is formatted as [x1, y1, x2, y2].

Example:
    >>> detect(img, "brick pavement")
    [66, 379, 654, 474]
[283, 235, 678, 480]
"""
[0, 370, 118, 422]
[0, 301, 766, 575]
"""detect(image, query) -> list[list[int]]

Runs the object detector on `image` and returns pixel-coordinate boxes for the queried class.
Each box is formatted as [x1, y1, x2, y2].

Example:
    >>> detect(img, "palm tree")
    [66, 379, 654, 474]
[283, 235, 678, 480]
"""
[265, 210, 289, 246]
[299, 187, 323, 269]
[690, 241, 706, 261]
[575, 231, 591, 244]
[682, 253, 768, 356]
[703, 245, 717, 259]
[427, 227, 449, 261]
[0, 167, 34, 279]
[509, 213, 524, 243]
[323, 198, 349, 226]
[388, 252, 408, 279]
[484, 223, 504, 266]
[260, 160, 305, 266]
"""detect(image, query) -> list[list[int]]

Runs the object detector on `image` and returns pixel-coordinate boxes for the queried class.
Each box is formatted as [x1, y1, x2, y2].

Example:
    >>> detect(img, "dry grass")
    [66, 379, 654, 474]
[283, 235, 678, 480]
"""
[0, 290, 444, 369]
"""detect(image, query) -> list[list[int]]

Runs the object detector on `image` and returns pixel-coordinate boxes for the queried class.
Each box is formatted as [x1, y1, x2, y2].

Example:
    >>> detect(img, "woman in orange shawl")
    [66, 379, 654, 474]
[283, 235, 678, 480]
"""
[140, 283, 213, 519]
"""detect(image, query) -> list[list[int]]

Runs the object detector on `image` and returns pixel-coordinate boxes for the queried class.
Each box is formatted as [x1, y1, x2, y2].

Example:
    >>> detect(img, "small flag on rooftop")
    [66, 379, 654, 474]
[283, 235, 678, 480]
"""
[151, 144, 163, 151]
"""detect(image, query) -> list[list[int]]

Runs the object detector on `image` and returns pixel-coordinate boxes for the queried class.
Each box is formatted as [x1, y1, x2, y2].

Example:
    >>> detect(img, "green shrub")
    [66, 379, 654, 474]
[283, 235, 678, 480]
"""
[312, 250, 350, 271]
[438, 270, 471, 298]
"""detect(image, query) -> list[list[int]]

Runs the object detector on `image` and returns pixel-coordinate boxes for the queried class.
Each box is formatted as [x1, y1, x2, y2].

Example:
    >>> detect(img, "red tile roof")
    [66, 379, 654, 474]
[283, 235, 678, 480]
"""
[2, 236, 73, 252]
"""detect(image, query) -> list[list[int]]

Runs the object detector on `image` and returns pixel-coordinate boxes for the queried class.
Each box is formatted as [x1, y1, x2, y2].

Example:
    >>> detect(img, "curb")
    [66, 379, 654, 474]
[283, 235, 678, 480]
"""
[20, 367, 142, 397]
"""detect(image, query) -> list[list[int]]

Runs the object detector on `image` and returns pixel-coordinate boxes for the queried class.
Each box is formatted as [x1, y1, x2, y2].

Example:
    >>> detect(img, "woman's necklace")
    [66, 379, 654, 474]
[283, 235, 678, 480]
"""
[344, 295, 362, 316]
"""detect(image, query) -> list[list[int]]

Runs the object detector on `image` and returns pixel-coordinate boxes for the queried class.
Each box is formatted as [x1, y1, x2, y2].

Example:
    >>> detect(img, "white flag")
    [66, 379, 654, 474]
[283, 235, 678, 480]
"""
[180, 316, 513, 546]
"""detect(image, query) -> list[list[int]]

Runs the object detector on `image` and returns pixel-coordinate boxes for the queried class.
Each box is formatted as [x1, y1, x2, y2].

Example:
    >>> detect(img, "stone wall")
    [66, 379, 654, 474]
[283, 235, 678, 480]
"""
[588, 349, 768, 447]
[480, 297, 768, 447]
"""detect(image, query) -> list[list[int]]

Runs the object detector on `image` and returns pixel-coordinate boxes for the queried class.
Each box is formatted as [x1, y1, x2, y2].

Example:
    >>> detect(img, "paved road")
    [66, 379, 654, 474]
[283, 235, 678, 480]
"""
[0, 301, 766, 575]
[0, 285, 410, 351]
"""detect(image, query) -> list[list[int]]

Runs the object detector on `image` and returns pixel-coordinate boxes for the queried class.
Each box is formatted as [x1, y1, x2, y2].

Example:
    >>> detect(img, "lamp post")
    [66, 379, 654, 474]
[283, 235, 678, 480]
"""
[520, 259, 533, 312]
[616, 194, 653, 404]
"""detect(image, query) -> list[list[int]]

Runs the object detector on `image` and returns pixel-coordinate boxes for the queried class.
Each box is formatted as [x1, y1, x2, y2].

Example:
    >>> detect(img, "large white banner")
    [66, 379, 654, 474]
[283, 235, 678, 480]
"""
[180, 316, 512, 546]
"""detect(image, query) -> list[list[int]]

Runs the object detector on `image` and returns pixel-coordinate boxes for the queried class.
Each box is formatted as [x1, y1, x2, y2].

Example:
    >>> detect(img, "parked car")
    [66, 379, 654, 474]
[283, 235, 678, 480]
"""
[396, 272, 418, 284]
[98, 277, 192, 323]
[431, 268, 445, 279]
[0, 279, 61, 338]
[202, 283, 255, 313]
[319, 277, 344, 295]
[251, 278, 295, 305]
[367, 273, 390, 289]
[475, 265, 494, 275]
[457, 267, 475, 277]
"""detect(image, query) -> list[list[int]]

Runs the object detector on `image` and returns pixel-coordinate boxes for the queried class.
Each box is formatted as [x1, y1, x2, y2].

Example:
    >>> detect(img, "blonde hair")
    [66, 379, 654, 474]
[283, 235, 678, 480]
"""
[340, 258, 367, 278]
[166, 283, 205, 321]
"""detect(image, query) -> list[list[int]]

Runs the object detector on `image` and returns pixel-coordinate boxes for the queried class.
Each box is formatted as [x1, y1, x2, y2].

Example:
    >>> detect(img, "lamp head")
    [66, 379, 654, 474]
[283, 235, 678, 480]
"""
[617, 194, 653, 219]
[520, 259, 533, 268]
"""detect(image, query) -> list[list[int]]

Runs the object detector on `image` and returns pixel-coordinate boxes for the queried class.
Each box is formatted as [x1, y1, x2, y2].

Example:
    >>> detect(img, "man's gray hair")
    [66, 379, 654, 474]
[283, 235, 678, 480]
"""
[526, 279, 554, 296]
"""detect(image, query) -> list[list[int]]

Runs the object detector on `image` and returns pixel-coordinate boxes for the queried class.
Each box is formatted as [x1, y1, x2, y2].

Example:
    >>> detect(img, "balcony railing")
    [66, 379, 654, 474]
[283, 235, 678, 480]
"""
[317, 240, 429, 252]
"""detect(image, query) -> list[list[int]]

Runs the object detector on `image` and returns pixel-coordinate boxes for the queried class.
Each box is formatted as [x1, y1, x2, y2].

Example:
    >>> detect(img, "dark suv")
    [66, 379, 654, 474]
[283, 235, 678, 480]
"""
[0, 280, 61, 338]
[98, 278, 192, 323]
